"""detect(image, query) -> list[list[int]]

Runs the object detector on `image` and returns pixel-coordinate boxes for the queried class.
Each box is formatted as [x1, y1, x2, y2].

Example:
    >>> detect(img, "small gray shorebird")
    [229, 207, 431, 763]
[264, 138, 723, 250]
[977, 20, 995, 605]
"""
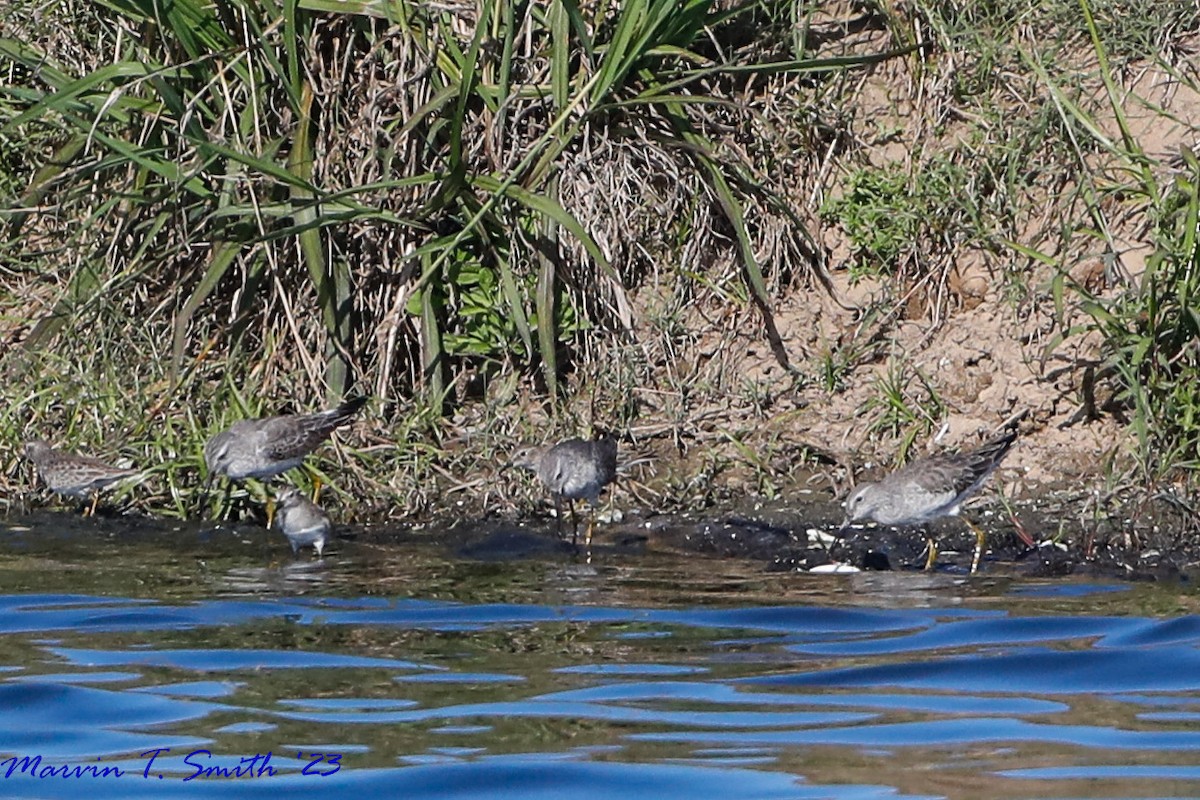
[273, 485, 331, 557]
[838, 422, 1019, 574]
[511, 434, 618, 547]
[23, 440, 140, 517]
[202, 396, 367, 523]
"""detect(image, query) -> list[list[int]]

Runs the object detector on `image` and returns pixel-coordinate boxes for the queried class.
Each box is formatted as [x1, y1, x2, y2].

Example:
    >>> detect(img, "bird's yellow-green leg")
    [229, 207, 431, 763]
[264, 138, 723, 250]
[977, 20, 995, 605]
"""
[585, 509, 594, 549]
[923, 535, 939, 571]
[307, 467, 323, 503]
[86, 492, 100, 518]
[963, 517, 987, 574]
[246, 480, 274, 528]
[196, 474, 216, 519]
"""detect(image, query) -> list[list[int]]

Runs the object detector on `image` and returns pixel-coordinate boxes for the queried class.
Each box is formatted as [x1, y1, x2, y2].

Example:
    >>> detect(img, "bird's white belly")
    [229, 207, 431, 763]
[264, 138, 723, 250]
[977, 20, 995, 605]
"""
[285, 524, 328, 545]
[874, 487, 961, 526]
[228, 456, 304, 480]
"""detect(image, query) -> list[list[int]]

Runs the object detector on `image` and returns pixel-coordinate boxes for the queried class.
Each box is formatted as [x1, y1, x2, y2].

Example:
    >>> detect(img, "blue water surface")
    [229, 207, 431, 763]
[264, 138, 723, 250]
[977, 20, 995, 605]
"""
[0, 522, 1197, 799]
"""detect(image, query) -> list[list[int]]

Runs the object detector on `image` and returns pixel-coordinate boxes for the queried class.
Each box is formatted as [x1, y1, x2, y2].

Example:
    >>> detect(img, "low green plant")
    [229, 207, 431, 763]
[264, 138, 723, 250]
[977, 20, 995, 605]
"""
[820, 153, 994, 283]
[860, 358, 947, 465]
[821, 165, 916, 280]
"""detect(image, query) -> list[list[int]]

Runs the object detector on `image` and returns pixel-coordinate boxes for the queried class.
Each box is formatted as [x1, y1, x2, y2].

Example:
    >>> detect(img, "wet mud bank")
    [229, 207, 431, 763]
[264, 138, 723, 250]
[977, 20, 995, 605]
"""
[404, 494, 1199, 584]
[2, 489, 1196, 588]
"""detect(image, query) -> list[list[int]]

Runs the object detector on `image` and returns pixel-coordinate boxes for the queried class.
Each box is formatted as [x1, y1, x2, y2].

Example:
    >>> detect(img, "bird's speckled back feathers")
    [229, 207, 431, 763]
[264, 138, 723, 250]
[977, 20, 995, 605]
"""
[513, 434, 618, 503]
[891, 423, 1018, 499]
[843, 423, 1018, 527]
[22, 440, 138, 496]
[204, 396, 367, 480]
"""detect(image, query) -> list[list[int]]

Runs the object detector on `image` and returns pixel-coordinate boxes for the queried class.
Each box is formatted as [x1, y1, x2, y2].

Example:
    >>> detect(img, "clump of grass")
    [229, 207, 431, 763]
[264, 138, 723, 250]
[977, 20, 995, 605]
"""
[0, 0, 919, 518]
[1, 0, 872, 407]
[820, 150, 1004, 286]
[1065, 147, 1200, 481]
[1015, 0, 1200, 491]
[860, 358, 947, 466]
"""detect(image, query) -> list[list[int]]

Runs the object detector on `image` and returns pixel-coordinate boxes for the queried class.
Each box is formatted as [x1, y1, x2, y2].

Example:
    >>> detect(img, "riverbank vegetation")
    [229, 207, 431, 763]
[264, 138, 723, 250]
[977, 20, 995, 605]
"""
[2, 0, 1199, 553]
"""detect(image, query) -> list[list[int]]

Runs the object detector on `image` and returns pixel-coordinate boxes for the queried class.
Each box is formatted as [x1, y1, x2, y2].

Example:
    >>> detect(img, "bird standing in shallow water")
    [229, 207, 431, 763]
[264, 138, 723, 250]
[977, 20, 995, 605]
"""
[23, 440, 140, 516]
[511, 435, 618, 547]
[202, 396, 367, 524]
[839, 423, 1019, 573]
[273, 485, 331, 557]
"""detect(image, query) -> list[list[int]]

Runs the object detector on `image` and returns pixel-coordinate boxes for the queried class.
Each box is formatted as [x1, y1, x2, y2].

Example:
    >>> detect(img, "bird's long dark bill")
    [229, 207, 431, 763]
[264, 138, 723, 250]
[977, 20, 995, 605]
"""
[835, 520, 852, 537]
[195, 474, 215, 519]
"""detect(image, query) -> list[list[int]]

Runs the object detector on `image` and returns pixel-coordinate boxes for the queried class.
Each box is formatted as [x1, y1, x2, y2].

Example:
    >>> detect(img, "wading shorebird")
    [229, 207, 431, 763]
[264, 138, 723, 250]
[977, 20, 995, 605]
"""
[839, 422, 1019, 574]
[273, 485, 331, 557]
[201, 396, 367, 524]
[511, 434, 618, 547]
[23, 440, 140, 517]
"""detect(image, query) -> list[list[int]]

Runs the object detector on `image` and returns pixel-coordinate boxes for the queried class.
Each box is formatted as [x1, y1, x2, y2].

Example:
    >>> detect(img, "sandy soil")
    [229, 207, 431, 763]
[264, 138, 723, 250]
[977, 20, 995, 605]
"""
[603, 49, 1200, 504]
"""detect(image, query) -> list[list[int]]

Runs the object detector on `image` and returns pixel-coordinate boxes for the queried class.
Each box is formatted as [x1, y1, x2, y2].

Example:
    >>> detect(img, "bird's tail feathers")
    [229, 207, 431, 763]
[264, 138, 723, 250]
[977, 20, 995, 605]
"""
[335, 395, 369, 417]
[323, 395, 369, 426]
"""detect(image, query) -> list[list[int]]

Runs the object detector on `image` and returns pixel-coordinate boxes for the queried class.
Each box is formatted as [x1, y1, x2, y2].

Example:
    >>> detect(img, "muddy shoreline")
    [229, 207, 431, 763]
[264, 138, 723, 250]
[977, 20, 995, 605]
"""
[439, 498, 1196, 584]
[6, 487, 1196, 587]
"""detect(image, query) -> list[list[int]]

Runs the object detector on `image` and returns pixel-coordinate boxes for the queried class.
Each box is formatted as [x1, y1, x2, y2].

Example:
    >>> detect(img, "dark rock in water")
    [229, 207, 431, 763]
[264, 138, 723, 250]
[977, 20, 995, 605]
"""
[610, 532, 650, 552]
[861, 550, 892, 571]
[458, 527, 577, 561]
[1013, 545, 1076, 578]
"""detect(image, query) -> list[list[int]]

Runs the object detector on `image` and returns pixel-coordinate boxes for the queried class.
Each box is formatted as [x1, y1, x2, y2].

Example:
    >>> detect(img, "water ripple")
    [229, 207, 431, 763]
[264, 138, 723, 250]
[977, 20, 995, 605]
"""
[748, 645, 1200, 694]
[0, 561, 1196, 798]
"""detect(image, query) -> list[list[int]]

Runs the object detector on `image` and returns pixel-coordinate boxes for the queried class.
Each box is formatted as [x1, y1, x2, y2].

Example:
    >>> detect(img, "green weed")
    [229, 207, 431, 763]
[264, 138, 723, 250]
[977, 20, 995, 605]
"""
[861, 358, 947, 465]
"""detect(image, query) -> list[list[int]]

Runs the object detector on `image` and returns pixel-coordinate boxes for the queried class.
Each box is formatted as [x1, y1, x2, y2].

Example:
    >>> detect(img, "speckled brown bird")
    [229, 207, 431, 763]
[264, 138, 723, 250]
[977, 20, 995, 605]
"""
[202, 396, 366, 524]
[273, 485, 332, 557]
[839, 423, 1018, 573]
[23, 440, 140, 516]
[204, 396, 367, 482]
[511, 434, 618, 546]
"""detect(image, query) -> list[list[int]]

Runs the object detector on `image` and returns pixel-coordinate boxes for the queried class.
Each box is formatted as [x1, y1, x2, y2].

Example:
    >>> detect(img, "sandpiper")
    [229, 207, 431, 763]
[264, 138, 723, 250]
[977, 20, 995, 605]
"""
[838, 422, 1019, 573]
[23, 440, 139, 516]
[273, 485, 331, 557]
[202, 395, 367, 523]
[511, 434, 618, 546]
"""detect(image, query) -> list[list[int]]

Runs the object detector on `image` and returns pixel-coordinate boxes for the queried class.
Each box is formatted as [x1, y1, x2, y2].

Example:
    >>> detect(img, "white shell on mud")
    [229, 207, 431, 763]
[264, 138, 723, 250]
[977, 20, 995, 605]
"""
[809, 563, 861, 574]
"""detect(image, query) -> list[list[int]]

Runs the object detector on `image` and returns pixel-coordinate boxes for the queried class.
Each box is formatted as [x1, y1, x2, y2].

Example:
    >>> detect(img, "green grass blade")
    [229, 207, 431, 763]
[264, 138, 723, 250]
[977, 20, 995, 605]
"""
[497, 255, 533, 357]
[548, 1, 569, 110]
[170, 241, 241, 381]
[419, 253, 445, 411]
[535, 211, 559, 398]
[290, 82, 353, 396]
